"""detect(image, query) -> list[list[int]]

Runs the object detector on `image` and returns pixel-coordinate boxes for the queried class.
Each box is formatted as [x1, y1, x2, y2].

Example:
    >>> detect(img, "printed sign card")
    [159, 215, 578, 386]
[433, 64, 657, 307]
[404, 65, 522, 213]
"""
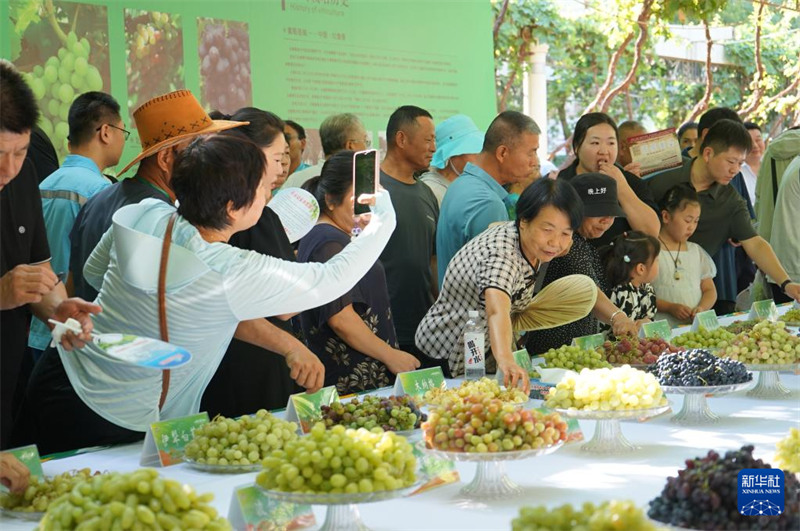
[408, 444, 459, 496]
[285, 386, 339, 434]
[571, 333, 605, 351]
[393, 367, 445, 400]
[140, 412, 209, 467]
[749, 299, 779, 322]
[228, 483, 315, 531]
[4, 445, 44, 481]
[639, 319, 672, 340]
[628, 128, 683, 176]
[691, 310, 720, 332]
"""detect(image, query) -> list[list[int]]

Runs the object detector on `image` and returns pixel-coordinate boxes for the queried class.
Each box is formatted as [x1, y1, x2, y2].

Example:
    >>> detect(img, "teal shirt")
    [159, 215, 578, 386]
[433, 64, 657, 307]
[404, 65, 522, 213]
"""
[436, 162, 509, 286]
[28, 155, 111, 350]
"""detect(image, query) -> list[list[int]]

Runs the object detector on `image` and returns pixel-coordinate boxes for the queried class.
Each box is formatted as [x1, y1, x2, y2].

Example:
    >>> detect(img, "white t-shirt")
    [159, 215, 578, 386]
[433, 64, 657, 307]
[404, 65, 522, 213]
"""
[60, 192, 396, 431]
[651, 241, 717, 327]
[741, 163, 758, 208]
[769, 155, 800, 283]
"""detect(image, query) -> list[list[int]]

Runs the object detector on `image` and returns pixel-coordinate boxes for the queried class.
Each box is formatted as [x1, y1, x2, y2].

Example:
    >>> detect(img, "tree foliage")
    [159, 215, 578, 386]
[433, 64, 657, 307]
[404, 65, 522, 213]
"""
[492, 0, 800, 158]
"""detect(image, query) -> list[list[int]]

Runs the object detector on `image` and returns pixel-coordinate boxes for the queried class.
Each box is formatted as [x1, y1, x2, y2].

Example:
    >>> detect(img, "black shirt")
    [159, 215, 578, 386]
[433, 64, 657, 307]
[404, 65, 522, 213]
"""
[559, 160, 659, 248]
[1, 159, 50, 447]
[70, 176, 169, 301]
[378, 171, 439, 345]
[646, 159, 757, 256]
[29, 126, 59, 183]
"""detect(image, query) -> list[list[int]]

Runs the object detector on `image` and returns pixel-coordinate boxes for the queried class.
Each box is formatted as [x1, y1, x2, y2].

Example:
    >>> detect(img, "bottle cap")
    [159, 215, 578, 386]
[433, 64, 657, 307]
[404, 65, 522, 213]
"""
[468, 310, 479, 318]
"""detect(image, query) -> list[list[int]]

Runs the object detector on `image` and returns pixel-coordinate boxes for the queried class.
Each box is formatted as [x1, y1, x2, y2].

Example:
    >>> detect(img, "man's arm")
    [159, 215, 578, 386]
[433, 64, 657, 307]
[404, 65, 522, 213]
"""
[741, 236, 800, 302]
[234, 319, 325, 392]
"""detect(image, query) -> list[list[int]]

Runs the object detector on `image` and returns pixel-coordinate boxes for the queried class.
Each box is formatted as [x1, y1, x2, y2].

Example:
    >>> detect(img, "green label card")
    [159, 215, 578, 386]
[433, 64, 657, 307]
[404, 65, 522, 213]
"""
[228, 484, 315, 531]
[639, 319, 672, 340]
[285, 386, 339, 434]
[691, 310, 720, 332]
[571, 333, 605, 351]
[408, 442, 459, 496]
[513, 348, 533, 371]
[749, 299, 779, 322]
[5, 445, 44, 481]
[140, 412, 209, 467]
[393, 367, 446, 399]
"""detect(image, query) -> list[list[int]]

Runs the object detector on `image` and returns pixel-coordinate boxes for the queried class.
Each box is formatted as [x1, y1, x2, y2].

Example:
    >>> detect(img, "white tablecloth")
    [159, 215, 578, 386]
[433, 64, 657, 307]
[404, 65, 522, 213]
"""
[3, 310, 799, 530]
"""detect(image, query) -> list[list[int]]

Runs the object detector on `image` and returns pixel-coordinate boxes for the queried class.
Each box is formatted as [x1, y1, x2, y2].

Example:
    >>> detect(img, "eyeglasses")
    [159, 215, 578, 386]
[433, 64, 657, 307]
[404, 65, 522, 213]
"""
[350, 138, 372, 148]
[97, 123, 131, 140]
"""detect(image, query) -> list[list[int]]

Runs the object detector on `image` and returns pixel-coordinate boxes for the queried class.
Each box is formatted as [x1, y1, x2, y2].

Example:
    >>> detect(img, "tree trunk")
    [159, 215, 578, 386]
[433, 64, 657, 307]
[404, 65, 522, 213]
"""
[686, 19, 714, 123]
[558, 104, 570, 140]
[582, 34, 636, 114]
[493, 0, 511, 41]
[739, 0, 768, 118]
[599, 0, 655, 112]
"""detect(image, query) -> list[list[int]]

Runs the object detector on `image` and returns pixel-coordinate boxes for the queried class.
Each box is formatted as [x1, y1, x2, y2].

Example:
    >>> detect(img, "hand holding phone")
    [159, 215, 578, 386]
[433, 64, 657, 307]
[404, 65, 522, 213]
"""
[353, 149, 379, 216]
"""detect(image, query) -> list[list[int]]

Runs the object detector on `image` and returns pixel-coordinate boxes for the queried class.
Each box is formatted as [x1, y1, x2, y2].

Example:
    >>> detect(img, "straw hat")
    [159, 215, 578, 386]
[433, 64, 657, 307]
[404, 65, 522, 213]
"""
[117, 89, 247, 176]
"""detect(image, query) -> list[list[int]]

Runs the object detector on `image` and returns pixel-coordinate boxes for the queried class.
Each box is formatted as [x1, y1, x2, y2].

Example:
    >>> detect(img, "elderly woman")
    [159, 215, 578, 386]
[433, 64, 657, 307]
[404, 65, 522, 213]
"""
[415, 178, 598, 390]
[523, 173, 639, 355]
[15, 135, 396, 454]
[298, 151, 421, 395]
[559, 112, 659, 247]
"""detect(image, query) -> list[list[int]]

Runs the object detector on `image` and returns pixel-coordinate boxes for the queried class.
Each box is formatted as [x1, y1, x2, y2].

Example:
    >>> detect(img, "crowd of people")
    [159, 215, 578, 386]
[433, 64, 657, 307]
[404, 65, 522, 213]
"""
[2, 58, 799, 465]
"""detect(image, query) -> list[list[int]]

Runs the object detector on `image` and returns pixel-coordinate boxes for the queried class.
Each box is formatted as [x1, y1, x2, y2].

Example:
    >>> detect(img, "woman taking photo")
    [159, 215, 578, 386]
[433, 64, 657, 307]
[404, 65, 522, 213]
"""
[15, 135, 397, 454]
[559, 112, 659, 247]
[416, 178, 598, 391]
[298, 151, 420, 395]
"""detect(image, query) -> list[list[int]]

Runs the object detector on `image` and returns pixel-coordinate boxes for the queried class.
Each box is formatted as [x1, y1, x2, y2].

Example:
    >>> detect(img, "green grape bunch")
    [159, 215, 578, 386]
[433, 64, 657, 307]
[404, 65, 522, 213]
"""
[542, 345, 611, 371]
[545, 366, 667, 411]
[781, 307, 800, 324]
[256, 423, 417, 494]
[33, 468, 230, 530]
[0, 469, 99, 513]
[775, 427, 800, 474]
[21, 31, 104, 157]
[319, 395, 426, 432]
[717, 320, 800, 365]
[672, 326, 736, 350]
[183, 409, 298, 466]
[420, 377, 528, 407]
[512, 500, 657, 531]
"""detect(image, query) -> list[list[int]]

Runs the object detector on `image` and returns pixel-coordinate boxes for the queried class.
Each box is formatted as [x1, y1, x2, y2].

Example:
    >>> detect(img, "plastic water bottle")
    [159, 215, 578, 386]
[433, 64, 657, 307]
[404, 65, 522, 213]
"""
[463, 310, 485, 380]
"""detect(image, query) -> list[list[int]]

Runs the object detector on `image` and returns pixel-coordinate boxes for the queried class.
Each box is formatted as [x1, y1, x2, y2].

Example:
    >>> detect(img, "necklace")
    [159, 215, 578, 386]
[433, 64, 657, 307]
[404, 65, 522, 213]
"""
[659, 236, 682, 280]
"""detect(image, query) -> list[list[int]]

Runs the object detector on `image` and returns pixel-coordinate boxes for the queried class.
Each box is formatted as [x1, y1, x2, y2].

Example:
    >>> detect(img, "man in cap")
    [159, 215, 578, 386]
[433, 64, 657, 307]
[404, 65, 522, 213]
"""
[418, 114, 483, 206]
[436, 110, 540, 286]
[69, 89, 245, 302]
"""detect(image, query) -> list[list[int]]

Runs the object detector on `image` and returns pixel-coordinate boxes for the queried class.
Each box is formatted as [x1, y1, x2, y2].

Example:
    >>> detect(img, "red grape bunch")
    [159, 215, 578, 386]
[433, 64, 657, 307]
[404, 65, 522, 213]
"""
[602, 335, 682, 365]
[199, 22, 251, 113]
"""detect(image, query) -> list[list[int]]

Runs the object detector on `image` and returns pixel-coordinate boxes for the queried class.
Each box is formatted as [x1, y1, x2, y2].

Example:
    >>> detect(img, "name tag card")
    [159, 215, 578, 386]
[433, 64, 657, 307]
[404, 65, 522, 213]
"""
[692, 310, 720, 331]
[571, 333, 605, 351]
[749, 299, 779, 322]
[639, 319, 672, 340]
[4, 445, 44, 481]
[285, 386, 339, 434]
[528, 379, 556, 400]
[140, 413, 209, 467]
[393, 367, 445, 400]
[408, 443, 460, 496]
[228, 484, 315, 531]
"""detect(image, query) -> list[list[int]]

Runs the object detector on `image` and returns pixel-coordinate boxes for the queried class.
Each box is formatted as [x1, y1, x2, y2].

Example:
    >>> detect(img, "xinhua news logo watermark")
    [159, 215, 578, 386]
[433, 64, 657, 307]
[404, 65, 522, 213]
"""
[737, 469, 785, 516]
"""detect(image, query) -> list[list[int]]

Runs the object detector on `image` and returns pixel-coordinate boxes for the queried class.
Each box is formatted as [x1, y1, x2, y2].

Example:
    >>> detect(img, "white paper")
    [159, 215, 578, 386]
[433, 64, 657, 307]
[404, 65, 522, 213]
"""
[267, 188, 320, 243]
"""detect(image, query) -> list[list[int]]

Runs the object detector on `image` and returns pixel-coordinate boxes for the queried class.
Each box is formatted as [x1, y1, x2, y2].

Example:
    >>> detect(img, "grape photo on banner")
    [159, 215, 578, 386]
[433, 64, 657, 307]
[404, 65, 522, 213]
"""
[7, 0, 110, 159]
[197, 18, 252, 114]
[124, 9, 184, 124]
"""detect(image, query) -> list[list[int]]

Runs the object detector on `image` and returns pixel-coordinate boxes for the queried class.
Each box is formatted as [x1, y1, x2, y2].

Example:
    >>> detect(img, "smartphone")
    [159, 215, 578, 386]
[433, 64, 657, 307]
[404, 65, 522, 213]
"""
[353, 149, 379, 216]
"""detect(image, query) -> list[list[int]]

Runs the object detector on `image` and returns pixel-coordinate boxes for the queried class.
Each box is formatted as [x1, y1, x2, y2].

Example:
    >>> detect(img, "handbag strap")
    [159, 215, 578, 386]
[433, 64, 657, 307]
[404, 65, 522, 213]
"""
[158, 212, 178, 410]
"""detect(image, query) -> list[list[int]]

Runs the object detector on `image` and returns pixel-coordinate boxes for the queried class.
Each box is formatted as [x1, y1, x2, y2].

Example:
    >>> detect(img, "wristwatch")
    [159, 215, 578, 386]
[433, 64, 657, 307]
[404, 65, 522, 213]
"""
[780, 279, 792, 293]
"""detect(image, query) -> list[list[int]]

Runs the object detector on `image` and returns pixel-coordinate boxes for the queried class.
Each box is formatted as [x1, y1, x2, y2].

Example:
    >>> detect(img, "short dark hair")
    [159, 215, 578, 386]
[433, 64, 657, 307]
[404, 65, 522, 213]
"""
[68, 91, 121, 145]
[600, 231, 660, 287]
[386, 105, 431, 148]
[172, 135, 266, 230]
[700, 119, 752, 155]
[214, 107, 285, 148]
[572, 112, 618, 153]
[744, 121, 761, 132]
[483, 111, 541, 153]
[0, 62, 39, 133]
[618, 120, 644, 134]
[303, 150, 354, 210]
[659, 183, 701, 214]
[285, 120, 306, 140]
[319, 113, 362, 156]
[697, 107, 741, 136]
[515, 178, 583, 231]
[677, 122, 698, 139]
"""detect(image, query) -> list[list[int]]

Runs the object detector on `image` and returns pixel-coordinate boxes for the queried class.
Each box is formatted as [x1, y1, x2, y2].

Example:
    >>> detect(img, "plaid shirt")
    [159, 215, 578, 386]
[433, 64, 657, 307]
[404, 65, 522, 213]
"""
[415, 222, 538, 376]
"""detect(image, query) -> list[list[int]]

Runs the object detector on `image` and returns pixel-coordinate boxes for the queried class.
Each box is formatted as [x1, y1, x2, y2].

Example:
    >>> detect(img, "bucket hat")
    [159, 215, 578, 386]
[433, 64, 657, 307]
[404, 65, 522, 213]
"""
[430, 114, 484, 170]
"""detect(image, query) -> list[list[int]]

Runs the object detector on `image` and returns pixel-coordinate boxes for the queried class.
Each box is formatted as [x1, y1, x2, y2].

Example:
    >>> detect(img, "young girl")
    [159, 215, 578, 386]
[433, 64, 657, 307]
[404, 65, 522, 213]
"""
[600, 231, 661, 336]
[652, 184, 717, 326]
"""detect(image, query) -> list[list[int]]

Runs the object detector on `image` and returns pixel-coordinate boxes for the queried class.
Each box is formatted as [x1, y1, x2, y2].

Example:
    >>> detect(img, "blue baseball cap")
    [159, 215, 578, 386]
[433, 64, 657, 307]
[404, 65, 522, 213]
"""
[431, 114, 484, 170]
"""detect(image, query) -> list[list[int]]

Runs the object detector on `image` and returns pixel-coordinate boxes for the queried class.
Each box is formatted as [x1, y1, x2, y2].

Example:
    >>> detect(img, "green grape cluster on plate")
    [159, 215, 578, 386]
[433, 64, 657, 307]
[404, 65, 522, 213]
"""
[257, 423, 416, 494]
[542, 345, 611, 371]
[320, 395, 426, 432]
[781, 307, 800, 325]
[672, 326, 736, 350]
[718, 320, 800, 365]
[183, 409, 298, 466]
[545, 366, 667, 411]
[512, 500, 657, 531]
[0, 469, 98, 513]
[420, 377, 528, 407]
[34, 468, 230, 530]
[775, 427, 800, 473]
